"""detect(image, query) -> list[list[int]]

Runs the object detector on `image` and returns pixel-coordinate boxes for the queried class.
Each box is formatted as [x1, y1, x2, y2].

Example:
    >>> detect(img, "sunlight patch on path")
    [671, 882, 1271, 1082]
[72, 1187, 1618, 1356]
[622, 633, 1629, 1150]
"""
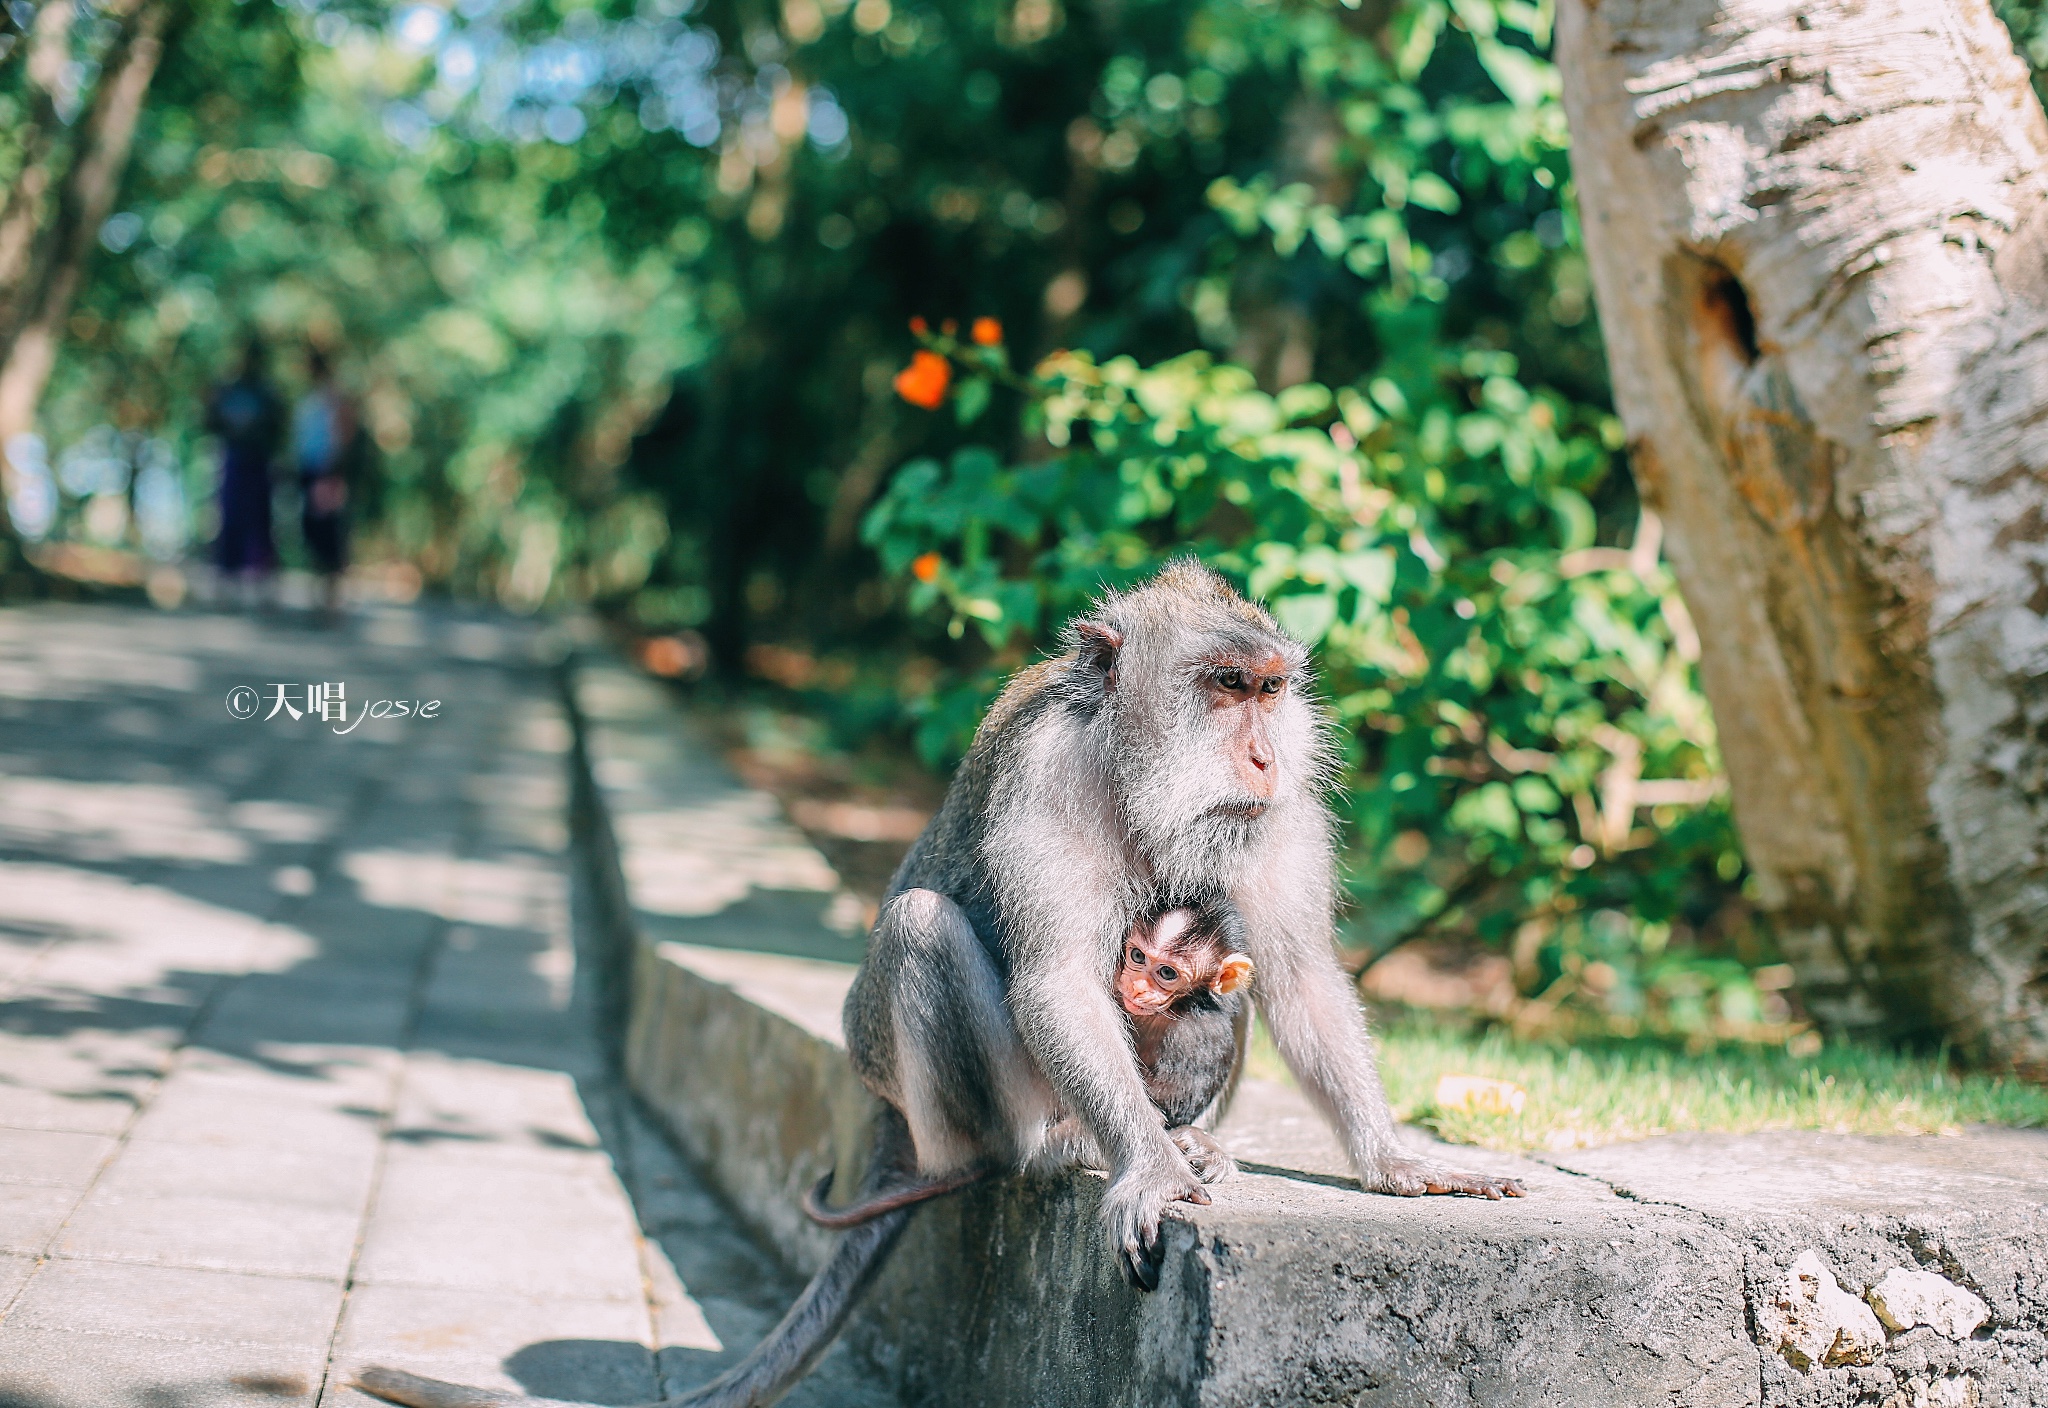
[0, 860, 315, 989]
[0, 779, 253, 864]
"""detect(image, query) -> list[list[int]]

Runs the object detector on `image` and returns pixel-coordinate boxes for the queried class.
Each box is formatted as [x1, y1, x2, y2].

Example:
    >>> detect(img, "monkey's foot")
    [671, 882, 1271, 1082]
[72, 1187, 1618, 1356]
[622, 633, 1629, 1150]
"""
[1168, 1125, 1236, 1184]
[1038, 1116, 1105, 1172]
[1366, 1156, 1525, 1200]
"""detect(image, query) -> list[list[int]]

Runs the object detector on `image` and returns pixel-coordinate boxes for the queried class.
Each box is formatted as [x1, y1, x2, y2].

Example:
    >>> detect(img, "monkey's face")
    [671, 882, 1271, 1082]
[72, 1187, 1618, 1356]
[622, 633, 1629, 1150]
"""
[1116, 937, 1205, 1017]
[1116, 913, 1254, 1017]
[1200, 651, 1294, 810]
[1065, 566, 1330, 881]
[1137, 635, 1318, 850]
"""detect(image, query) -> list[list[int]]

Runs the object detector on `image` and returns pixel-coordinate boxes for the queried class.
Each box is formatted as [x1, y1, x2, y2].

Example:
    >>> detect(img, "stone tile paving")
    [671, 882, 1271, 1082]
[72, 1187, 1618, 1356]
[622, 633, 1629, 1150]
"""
[0, 602, 896, 1408]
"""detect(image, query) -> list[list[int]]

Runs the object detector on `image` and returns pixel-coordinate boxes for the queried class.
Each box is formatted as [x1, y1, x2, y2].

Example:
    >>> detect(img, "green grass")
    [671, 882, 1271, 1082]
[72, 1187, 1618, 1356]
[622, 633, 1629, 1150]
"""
[1248, 1012, 2048, 1153]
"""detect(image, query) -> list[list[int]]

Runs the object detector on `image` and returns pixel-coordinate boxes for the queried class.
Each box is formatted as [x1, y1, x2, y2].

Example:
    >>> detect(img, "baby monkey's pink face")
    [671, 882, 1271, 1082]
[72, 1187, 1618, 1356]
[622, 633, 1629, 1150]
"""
[1115, 908, 1253, 1019]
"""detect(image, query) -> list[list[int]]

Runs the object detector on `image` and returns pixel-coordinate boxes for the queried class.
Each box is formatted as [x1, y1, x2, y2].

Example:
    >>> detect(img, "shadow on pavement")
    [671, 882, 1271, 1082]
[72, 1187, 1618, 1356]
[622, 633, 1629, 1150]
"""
[0, 602, 892, 1408]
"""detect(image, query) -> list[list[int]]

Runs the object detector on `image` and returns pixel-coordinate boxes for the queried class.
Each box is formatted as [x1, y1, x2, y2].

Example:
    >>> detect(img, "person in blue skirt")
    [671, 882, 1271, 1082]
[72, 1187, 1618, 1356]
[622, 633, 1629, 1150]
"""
[205, 338, 284, 605]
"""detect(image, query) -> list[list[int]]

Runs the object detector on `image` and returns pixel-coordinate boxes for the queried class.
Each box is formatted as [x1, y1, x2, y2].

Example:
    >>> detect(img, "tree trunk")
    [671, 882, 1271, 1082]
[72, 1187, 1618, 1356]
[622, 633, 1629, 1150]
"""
[0, 0, 76, 556]
[0, 1, 74, 315]
[1556, 0, 2048, 1069]
[0, 0, 167, 474]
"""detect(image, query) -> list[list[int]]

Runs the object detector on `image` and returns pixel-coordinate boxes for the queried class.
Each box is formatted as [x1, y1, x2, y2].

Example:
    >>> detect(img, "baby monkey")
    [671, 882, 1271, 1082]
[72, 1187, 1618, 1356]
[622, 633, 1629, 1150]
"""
[806, 904, 1251, 1228]
[1116, 904, 1252, 1178]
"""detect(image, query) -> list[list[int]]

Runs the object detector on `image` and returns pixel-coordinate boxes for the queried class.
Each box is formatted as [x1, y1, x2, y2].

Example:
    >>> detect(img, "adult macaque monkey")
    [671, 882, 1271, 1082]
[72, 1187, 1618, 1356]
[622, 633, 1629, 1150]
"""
[355, 560, 1521, 1408]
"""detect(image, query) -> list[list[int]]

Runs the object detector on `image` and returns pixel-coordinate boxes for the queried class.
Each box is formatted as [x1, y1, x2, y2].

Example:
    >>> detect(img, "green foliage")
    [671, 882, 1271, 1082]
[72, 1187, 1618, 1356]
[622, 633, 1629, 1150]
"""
[13, 0, 1752, 1028]
[32, 0, 698, 603]
[861, 0, 1753, 1026]
[866, 331, 1740, 986]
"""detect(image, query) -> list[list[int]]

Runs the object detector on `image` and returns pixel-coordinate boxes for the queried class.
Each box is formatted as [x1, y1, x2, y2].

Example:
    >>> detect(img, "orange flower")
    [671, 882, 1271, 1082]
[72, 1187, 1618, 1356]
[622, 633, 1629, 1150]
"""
[912, 551, 942, 582]
[909, 316, 929, 335]
[893, 350, 951, 409]
[941, 318, 958, 335]
[970, 317, 1003, 346]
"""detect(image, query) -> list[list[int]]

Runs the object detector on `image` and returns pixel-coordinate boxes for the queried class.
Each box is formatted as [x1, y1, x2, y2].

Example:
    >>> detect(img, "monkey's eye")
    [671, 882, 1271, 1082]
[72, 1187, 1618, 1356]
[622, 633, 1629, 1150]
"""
[1128, 947, 1145, 966]
[1216, 669, 1246, 692]
[1260, 676, 1284, 695]
[1155, 965, 1179, 984]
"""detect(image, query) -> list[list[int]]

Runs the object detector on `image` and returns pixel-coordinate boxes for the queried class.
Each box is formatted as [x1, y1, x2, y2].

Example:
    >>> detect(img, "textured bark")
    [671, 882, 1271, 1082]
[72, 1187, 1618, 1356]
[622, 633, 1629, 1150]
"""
[1557, 0, 2048, 1067]
[0, 0, 166, 467]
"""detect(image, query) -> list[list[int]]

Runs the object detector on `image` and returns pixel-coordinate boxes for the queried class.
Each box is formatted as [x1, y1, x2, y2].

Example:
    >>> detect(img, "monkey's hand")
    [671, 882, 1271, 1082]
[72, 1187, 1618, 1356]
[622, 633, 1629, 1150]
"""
[1360, 1154, 1525, 1200]
[1168, 1125, 1236, 1184]
[1102, 1150, 1210, 1292]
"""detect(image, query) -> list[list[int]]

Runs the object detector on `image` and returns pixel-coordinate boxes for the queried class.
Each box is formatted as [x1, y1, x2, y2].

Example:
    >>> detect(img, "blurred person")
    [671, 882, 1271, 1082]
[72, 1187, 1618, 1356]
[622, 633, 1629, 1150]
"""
[205, 337, 284, 606]
[292, 347, 359, 622]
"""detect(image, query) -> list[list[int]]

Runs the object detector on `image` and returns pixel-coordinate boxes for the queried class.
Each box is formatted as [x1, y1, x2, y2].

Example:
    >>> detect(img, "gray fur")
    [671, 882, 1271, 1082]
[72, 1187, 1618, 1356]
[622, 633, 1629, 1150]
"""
[856, 559, 1519, 1297]
[1144, 1001, 1237, 1127]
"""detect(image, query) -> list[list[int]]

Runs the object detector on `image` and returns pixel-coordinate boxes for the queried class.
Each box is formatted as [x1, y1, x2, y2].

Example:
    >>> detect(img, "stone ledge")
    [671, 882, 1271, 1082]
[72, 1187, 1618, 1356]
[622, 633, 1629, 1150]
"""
[566, 655, 2048, 1408]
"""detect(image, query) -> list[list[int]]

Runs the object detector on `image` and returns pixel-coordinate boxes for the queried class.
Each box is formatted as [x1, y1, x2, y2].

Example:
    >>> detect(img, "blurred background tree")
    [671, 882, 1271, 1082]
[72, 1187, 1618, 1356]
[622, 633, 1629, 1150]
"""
[8, 0, 2048, 1051]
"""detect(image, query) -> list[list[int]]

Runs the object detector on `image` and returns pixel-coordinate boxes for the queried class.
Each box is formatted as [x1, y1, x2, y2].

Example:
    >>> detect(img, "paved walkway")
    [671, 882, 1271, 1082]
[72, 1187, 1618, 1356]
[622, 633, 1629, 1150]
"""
[0, 602, 896, 1408]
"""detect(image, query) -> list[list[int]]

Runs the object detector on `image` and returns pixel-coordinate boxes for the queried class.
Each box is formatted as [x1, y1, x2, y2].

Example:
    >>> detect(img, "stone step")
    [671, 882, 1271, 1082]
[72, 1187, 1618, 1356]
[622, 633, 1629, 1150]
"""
[566, 655, 2048, 1408]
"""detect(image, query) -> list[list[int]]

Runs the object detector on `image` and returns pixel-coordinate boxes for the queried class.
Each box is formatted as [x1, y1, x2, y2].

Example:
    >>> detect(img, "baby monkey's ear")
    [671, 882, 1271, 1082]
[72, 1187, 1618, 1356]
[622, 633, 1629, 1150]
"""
[1214, 953, 1254, 996]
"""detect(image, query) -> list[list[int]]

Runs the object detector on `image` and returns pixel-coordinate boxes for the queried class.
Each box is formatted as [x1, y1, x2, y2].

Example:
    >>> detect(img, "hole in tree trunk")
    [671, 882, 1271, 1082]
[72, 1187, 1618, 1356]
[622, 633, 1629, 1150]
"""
[1681, 257, 1767, 430]
[1698, 265, 1760, 366]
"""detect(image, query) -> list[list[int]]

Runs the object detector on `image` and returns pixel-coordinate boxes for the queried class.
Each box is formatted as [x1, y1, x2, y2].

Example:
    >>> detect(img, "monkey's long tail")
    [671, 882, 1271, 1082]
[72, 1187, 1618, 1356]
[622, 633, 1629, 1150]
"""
[800, 1164, 989, 1229]
[352, 1202, 912, 1408]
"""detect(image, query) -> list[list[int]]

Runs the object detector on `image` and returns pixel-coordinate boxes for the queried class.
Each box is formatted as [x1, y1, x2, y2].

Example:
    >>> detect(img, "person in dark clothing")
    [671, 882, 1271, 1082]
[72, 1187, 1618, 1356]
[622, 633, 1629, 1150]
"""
[292, 347, 359, 619]
[206, 338, 284, 603]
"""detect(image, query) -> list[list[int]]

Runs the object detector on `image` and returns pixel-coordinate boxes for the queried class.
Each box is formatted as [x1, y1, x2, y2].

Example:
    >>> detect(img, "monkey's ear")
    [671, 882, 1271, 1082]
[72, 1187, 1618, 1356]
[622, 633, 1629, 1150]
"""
[1214, 954, 1254, 996]
[1072, 619, 1123, 682]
